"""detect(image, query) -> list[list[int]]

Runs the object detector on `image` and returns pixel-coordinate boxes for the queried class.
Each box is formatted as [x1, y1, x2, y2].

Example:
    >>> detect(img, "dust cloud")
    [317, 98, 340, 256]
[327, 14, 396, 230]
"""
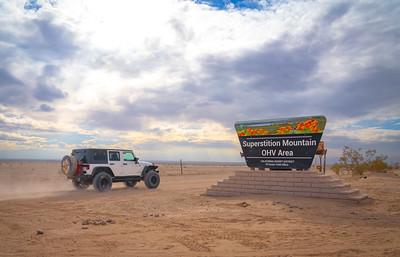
[0, 160, 73, 200]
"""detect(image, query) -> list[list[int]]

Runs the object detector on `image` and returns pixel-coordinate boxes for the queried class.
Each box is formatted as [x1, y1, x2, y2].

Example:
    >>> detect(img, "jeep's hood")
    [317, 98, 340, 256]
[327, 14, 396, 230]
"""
[138, 160, 154, 166]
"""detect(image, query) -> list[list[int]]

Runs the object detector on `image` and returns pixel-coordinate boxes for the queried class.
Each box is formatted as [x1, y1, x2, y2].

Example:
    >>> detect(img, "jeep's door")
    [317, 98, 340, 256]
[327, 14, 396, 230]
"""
[107, 150, 124, 176]
[122, 151, 142, 176]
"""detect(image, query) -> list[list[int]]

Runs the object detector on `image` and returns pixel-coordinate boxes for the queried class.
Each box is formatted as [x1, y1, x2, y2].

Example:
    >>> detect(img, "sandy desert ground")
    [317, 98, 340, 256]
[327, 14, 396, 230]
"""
[1, 160, 400, 257]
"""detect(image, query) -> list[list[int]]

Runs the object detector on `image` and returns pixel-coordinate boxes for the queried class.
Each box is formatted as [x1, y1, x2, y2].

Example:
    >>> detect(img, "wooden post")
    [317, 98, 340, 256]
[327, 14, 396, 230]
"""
[319, 155, 322, 172]
[180, 159, 183, 175]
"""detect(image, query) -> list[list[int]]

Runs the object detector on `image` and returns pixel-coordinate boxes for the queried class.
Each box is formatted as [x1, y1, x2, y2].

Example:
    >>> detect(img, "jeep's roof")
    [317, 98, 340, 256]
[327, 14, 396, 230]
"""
[72, 148, 134, 152]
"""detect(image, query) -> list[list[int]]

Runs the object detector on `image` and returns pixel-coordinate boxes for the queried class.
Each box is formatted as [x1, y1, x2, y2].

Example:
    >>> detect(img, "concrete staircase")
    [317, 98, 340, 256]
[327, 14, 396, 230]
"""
[206, 170, 368, 201]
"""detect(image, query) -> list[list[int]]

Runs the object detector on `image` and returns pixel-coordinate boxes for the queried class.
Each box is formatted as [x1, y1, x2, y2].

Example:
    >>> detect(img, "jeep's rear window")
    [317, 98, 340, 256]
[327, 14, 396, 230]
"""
[72, 149, 107, 164]
[72, 150, 87, 163]
[90, 150, 107, 164]
[93, 150, 107, 161]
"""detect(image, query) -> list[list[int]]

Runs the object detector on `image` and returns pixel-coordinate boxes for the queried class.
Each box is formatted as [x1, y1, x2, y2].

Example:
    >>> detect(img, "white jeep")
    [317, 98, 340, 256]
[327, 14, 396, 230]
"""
[61, 148, 160, 192]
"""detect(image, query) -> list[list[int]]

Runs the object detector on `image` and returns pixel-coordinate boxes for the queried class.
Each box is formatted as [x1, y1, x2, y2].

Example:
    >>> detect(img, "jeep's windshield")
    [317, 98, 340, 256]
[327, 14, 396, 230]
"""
[123, 151, 135, 161]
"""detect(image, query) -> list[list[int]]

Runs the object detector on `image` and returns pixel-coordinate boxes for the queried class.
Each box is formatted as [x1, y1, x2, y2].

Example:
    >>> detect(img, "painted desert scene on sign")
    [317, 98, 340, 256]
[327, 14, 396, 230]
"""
[1, 161, 400, 256]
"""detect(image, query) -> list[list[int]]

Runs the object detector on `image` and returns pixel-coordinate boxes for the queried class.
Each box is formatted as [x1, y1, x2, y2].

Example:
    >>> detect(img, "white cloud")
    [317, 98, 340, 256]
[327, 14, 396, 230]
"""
[0, 0, 399, 161]
[327, 127, 400, 143]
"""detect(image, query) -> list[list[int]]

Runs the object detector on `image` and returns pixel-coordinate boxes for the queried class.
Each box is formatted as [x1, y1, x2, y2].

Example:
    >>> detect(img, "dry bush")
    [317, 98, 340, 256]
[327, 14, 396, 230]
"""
[332, 146, 390, 176]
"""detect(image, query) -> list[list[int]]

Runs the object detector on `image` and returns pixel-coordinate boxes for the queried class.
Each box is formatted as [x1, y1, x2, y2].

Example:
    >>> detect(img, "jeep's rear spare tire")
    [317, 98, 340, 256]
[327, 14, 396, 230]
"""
[61, 155, 77, 179]
[144, 170, 160, 189]
[93, 171, 112, 192]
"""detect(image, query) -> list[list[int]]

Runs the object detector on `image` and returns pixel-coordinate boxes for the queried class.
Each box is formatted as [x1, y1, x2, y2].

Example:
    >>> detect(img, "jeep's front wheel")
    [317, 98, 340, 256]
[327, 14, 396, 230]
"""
[144, 170, 160, 189]
[93, 172, 112, 192]
[125, 181, 137, 187]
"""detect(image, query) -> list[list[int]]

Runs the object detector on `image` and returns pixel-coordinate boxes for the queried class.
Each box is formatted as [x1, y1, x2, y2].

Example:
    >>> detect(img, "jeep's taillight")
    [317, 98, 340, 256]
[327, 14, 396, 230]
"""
[80, 164, 90, 171]
[76, 164, 90, 175]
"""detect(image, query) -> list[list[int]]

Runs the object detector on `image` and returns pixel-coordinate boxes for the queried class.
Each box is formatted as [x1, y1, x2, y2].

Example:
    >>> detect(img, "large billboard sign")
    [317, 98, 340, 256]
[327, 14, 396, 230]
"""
[235, 116, 327, 170]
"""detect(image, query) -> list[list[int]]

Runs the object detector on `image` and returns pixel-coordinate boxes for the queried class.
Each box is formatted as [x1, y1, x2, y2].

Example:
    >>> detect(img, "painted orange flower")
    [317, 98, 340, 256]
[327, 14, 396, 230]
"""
[311, 120, 318, 126]
[277, 125, 293, 134]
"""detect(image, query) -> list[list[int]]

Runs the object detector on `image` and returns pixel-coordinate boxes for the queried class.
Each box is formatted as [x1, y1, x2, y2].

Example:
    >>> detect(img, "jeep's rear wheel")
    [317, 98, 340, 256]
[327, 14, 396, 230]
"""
[144, 170, 160, 189]
[72, 179, 89, 190]
[125, 181, 137, 187]
[93, 172, 112, 192]
[61, 155, 77, 179]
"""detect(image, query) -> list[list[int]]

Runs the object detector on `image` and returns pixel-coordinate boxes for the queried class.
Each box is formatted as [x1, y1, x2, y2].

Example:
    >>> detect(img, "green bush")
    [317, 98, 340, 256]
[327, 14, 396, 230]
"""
[333, 146, 390, 176]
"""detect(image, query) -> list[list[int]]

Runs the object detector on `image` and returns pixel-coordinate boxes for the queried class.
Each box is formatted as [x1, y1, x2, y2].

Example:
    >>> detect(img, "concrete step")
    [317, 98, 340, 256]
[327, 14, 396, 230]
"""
[212, 183, 353, 195]
[207, 187, 367, 201]
[206, 171, 367, 201]
[217, 180, 349, 190]
[309, 189, 360, 199]
[219, 179, 345, 188]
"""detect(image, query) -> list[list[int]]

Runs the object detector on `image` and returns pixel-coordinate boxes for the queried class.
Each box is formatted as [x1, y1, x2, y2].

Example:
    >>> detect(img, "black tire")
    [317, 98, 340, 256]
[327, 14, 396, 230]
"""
[125, 181, 137, 187]
[72, 178, 89, 190]
[93, 171, 113, 192]
[144, 170, 160, 189]
[61, 155, 77, 179]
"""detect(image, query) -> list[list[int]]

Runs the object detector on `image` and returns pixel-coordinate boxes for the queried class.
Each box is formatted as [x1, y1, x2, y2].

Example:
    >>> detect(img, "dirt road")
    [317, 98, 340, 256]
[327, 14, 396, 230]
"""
[0, 161, 400, 256]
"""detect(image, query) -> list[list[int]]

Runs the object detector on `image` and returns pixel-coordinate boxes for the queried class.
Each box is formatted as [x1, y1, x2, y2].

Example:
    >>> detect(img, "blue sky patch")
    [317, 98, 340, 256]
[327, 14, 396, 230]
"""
[353, 119, 400, 130]
[194, 0, 276, 10]
[24, 0, 42, 11]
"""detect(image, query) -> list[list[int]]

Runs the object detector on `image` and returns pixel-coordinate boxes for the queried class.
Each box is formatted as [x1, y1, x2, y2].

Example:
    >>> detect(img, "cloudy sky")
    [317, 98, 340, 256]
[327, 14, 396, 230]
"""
[0, 0, 399, 162]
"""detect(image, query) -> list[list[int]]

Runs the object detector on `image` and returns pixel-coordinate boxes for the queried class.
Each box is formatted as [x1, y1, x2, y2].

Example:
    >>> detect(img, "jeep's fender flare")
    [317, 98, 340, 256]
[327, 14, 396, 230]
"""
[141, 165, 158, 177]
[92, 167, 115, 178]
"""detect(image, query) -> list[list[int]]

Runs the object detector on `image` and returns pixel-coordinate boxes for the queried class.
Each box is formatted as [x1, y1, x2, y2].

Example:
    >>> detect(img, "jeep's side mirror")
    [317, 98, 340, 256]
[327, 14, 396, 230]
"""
[133, 157, 139, 162]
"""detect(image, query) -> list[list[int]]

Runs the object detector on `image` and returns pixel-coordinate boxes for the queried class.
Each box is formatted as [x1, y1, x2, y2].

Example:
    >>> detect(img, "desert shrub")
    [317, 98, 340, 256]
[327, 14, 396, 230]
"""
[365, 149, 389, 172]
[333, 146, 390, 176]
[338, 146, 365, 176]
[331, 163, 342, 174]
[370, 160, 390, 171]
